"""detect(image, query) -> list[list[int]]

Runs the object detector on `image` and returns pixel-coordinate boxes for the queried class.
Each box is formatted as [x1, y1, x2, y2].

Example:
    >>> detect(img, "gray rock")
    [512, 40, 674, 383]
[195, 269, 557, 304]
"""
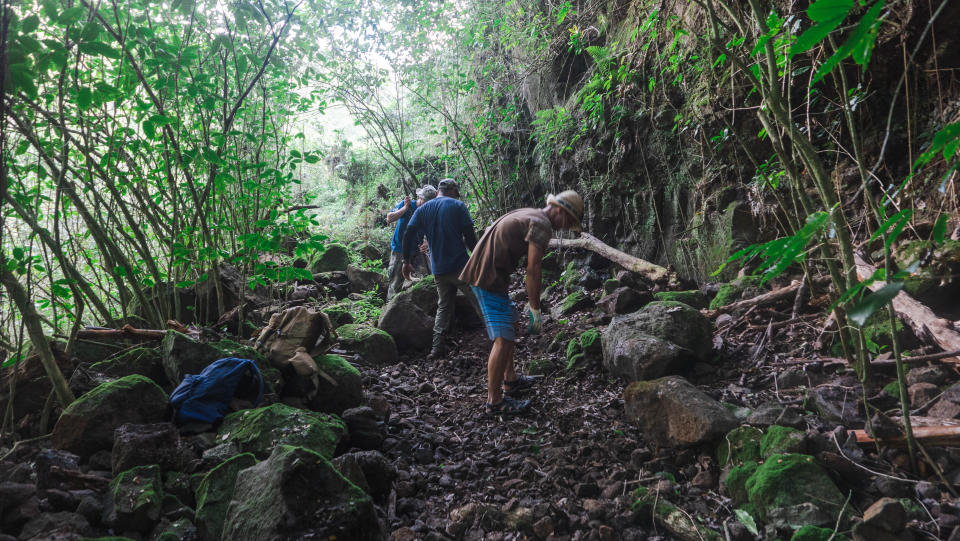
[161, 330, 221, 385]
[52, 375, 169, 461]
[111, 422, 182, 475]
[222, 445, 381, 540]
[308, 354, 364, 415]
[332, 453, 371, 494]
[766, 502, 834, 530]
[377, 276, 439, 352]
[195, 453, 257, 541]
[906, 365, 952, 387]
[341, 406, 384, 450]
[0, 482, 36, 510]
[336, 324, 398, 365]
[863, 497, 906, 533]
[18, 511, 91, 540]
[602, 302, 713, 382]
[908, 383, 940, 408]
[624, 376, 738, 447]
[597, 287, 651, 315]
[805, 385, 864, 425]
[745, 402, 805, 429]
[311, 244, 351, 273]
[347, 265, 386, 295]
[928, 383, 960, 419]
[103, 464, 164, 533]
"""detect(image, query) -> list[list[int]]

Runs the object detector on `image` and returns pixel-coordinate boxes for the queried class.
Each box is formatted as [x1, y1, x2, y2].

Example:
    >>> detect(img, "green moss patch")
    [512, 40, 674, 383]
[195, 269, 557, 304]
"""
[760, 426, 806, 458]
[218, 403, 347, 459]
[724, 461, 758, 506]
[653, 290, 707, 309]
[745, 454, 845, 520]
[791, 525, 847, 541]
[717, 426, 763, 467]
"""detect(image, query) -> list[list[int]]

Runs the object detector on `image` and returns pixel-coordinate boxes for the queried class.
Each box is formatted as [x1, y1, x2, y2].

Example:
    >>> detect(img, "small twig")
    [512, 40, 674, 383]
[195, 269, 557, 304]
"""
[0, 433, 51, 462]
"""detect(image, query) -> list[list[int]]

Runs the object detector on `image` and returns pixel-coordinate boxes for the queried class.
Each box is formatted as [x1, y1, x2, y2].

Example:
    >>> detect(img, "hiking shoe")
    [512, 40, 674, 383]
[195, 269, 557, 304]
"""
[427, 345, 447, 360]
[484, 396, 532, 416]
[504, 374, 540, 396]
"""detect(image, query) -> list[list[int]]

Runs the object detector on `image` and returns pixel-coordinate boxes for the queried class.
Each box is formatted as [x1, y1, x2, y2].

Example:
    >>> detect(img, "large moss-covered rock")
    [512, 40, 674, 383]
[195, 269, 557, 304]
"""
[336, 324, 398, 365]
[194, 453, 257, 541]
[377, 274, 438, 351]
[624, 376, 737, 448]
[222, 445, 381, 541]
[311, 243, 351, 273]
[717, 426, 763, 467]
[52, 375, 169, 460]
[759, 426, 807, 458]
[745, 454, 845, 521]
[89, 347, 169, 389]
[551, 290, 595, 318]
[724, 461, 758, 506]
[603, 301, 713, 381]
[103, 464, 164, 533]
[323, 304, 356, 328]
[217, 403, 346, 459]
[308, 354, 363, 415]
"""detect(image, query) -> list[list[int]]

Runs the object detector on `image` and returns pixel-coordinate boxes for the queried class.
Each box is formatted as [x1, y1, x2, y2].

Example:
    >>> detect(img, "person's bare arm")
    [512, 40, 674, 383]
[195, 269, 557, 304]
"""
[525, 242, 545, 311]
[386, 196, 411, 223]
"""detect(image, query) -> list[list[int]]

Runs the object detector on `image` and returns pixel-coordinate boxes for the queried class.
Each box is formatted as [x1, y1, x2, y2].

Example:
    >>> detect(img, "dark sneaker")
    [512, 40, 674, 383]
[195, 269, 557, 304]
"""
[427, 345, 447, 360]
[504, 374, 540, 396]
[484, 396, 532, 416]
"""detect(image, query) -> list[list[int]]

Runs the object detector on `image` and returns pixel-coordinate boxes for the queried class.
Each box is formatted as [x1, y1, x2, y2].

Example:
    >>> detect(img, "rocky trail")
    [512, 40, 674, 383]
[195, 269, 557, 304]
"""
[1, 245, 959, 541]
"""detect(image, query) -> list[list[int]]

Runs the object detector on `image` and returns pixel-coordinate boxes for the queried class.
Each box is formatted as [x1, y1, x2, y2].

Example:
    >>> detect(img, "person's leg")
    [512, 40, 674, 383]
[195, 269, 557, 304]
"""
[386, 252, 404, 300]
[487, 337, 515, 405]
[432, 273, 457, 354]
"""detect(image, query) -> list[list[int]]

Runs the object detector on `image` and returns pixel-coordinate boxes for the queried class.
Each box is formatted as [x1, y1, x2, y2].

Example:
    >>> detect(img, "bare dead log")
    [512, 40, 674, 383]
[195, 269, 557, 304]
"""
[849, 425, 960, 448]
[703, 275, 831, 318]
[75, 324, 168, 340]
[548, 232, 677, 286]
[855, 254, 960, 363]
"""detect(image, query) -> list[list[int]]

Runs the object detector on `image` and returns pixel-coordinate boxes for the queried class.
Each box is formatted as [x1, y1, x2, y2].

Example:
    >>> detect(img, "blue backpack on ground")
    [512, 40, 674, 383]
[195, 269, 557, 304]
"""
[169, 357, 264, 425]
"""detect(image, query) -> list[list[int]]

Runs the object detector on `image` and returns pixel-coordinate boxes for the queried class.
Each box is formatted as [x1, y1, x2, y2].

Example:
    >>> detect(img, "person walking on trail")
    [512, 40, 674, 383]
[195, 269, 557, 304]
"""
[401, 178, 482, 359]
[459, 190, 583, 415]
[386, 184, 437, 300]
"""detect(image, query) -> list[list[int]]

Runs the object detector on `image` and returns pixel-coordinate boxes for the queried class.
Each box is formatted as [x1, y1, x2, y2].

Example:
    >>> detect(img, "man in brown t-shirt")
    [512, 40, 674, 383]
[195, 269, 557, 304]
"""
[459, 190, 583, 415]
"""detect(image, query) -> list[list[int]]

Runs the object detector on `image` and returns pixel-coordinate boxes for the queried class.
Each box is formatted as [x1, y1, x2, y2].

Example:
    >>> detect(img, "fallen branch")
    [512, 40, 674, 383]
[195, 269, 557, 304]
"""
[548, 232, 677, 286]
[75, 324, 168, 340]
[849, 425, 960, 448]
[855, 254, 960, 363]
[703, 275, 832, 318]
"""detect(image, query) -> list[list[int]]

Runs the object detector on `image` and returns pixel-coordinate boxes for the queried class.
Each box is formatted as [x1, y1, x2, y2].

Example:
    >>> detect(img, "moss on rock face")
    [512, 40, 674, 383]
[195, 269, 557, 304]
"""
[309, 354, 363, 414]
[210, 339, 264, 363]
[559, 290, 594, 315]
[745, 454, 845, 520]
[323, 304, 355, 328]
[195, 452, 258, 541]
[336, 324, 398, 365]
[106, 464, 164, 533]
[708, 275, 764, 310]
[311, 243, 351, 273]
[759, 426, 807, 458]
[314, 353, 361, 378]
[791, 525, 847, 541]
[579, 328, 601, 356]
[717, 426, 763, 467]
[89, 347, 167, 387]
[724, 461, 758, 506]
[653, 290, 708, 309]
[217, 403, 347, 460]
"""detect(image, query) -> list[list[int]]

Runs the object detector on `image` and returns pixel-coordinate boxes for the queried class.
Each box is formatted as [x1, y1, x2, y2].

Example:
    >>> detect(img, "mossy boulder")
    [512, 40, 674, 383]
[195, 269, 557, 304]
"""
[89, 347, 169, 388]
[210, 339, 264, 364]
[103, 464, 164, 533]
[52, 374, 169, 460]
[717, 426, 763, 467]
[602, 278, 620, 295]
[724, 461, 758, 506]
[565, 328, 603, 366]
[760, 426, 807, 458]
[222, 445, 381, 541]
[323, 304, 355, 328]
[311, 243, 351, 273]
[632, 486, 723, 540]
[161, 330, 221, 385]
[195, 452, 257, 541]
[709, 275, 765, 310]
[745, 454, 845, 521]
[336, 324, 398, 365]
[217, 403, 347, 460]
[653, 290, 708, 309]
[377, 274, 438, 352]
[308, 354, 363, 415]
[552, 290, 595, 317]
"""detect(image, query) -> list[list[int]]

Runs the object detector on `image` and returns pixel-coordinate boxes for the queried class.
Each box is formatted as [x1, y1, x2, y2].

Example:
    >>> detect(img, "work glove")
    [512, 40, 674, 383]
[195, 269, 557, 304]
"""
[526, 303, 542, 334]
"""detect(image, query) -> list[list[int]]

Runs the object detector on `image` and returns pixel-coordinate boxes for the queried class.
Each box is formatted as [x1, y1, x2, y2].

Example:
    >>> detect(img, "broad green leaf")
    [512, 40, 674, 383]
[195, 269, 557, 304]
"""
[734, 509, 759, 536]
[77, 87, 93, 109]
[933, 214, 948, 243]
[79, 41, 121, 59]
[914, 122, 960, 169]
[849, 282, 903, 326]
[22, 14, 41, 34]
[113, 266, 128, 277]
[869, 208, 912, 250]
[811, 1, 884, 84]
[59, 6, 86, 26]
[143, 119, 156, 139]
[791, 18, 843, 57]
[807, 0, 853, 22]
[7, 63, 38, 98]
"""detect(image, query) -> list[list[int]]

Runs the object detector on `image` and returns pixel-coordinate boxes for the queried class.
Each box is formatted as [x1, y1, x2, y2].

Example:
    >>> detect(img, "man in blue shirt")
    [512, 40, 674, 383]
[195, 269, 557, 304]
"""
[402, 179, 481, 359]
[386, 184, 436, 300]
